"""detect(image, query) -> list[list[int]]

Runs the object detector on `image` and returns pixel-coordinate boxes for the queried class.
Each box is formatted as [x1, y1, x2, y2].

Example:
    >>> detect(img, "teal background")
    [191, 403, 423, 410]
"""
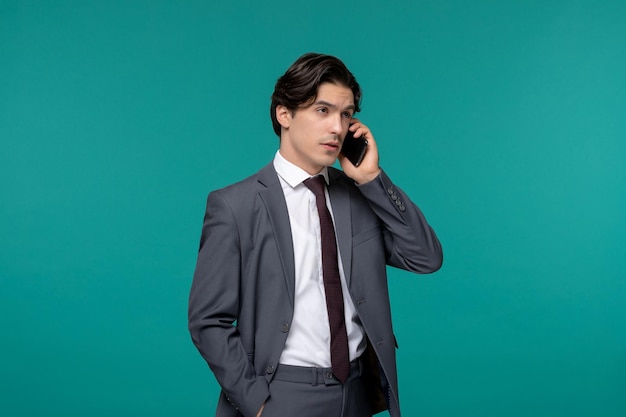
[1, 1, 625, 416]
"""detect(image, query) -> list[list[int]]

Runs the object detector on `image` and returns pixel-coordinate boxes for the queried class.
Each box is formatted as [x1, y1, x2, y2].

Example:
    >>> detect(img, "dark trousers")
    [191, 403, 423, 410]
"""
[261, 359, 371, 417]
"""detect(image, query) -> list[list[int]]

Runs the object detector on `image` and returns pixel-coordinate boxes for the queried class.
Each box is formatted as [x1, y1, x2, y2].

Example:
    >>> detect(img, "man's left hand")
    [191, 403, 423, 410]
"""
[338, 118, 381, 184]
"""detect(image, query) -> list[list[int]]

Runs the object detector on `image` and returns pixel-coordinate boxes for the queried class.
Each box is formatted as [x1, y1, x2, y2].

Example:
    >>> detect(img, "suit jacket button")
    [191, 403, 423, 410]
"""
[387, 188, 394, 195]
[281, 322, 290, 333]
[266, 364, 275, 374]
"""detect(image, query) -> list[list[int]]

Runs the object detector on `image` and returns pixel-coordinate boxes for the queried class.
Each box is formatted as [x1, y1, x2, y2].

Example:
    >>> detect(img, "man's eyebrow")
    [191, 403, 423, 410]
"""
[314, 100, 355, 111]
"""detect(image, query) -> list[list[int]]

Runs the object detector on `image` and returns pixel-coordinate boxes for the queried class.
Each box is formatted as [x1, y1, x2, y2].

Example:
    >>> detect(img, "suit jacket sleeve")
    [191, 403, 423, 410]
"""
[357, 169, 443, 273]
[188, 190, 269, 417]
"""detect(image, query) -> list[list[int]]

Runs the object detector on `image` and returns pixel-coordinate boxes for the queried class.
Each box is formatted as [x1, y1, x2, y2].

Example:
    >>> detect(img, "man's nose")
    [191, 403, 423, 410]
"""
[329, 114, 343, 135]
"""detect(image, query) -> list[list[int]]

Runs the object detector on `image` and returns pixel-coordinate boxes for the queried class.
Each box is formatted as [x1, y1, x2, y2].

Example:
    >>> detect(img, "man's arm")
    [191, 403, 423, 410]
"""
[340, 119, 443, 273]
[188, 191, 269, 417]
[357, 170, 443, 273]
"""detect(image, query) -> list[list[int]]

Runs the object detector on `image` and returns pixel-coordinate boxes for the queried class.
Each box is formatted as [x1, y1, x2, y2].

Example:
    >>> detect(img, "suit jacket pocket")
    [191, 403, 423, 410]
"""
[352, 225, 382, 247]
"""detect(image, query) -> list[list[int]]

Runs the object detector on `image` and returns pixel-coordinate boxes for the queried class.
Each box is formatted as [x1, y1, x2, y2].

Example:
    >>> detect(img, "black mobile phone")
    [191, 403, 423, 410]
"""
[341, 129, 368, 166]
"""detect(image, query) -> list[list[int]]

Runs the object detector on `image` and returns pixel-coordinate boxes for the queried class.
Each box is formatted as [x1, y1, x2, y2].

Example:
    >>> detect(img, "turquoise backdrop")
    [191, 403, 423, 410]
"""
[1, 1, 624, 416]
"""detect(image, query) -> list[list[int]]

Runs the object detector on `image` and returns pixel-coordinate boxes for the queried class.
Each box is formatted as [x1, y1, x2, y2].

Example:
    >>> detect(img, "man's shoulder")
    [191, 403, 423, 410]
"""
[213, 172, 258, 194]
[328, 166, 361, 191]
[209, 162, 276, 199]
[328, 166, 350, 182]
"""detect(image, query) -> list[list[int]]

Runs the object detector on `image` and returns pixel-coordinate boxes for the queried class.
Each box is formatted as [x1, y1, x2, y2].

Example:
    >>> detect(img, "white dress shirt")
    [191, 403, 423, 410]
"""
[273, 151, 366, 367]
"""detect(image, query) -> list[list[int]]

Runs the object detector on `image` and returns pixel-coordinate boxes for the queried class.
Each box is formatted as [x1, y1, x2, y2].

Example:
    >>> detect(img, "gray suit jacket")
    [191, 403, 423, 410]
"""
[189, 163, 442, 417]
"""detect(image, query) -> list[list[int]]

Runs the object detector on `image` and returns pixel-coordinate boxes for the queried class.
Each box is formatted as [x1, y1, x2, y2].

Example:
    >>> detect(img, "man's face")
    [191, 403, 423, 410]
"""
[277, 82, 355, 175]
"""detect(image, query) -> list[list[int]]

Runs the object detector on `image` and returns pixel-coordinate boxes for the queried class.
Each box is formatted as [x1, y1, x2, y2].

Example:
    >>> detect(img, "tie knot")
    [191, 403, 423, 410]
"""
[303, 175, 326, 197]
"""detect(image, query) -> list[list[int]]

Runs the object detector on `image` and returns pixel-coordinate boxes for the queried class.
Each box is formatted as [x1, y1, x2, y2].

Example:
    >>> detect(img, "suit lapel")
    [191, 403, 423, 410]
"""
[257, 163, 295, 307]
[328, 169, 353, 287]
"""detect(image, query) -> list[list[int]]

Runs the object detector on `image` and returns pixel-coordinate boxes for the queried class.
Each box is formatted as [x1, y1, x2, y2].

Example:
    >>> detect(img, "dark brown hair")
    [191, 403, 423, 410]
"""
[270, 53, 362, 137]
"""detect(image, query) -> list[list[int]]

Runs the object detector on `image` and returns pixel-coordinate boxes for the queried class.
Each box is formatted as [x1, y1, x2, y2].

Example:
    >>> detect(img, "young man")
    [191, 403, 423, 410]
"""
[189, 53, 443, 417]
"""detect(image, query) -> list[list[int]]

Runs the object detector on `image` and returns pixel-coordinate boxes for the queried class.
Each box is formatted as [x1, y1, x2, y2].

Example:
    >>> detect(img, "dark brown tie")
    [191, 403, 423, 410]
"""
[303, 175, 350, 383]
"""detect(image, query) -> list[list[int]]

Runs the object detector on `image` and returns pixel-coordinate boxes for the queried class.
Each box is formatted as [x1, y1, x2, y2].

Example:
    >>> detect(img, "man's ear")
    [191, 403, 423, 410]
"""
[276, 105, 291, 129]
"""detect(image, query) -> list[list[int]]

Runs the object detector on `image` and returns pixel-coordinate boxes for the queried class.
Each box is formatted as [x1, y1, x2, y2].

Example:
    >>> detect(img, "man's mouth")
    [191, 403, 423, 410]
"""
[321, 139, 341, 152]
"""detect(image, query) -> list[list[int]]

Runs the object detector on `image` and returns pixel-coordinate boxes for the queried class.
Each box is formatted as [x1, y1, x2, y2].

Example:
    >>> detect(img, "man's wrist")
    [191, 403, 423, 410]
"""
[354, 168, 381, 185]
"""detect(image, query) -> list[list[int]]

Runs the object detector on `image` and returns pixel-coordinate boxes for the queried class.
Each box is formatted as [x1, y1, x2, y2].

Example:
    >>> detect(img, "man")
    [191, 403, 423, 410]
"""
[189, 53, 442, 417]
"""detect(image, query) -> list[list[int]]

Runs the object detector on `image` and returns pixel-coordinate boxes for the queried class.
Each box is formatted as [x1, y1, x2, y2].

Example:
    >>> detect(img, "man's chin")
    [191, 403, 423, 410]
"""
[322, 156, 339, 167]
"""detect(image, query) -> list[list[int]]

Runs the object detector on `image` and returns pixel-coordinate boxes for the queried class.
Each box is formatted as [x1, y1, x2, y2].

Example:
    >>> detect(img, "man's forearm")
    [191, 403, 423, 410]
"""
[357, 169, 443, 273]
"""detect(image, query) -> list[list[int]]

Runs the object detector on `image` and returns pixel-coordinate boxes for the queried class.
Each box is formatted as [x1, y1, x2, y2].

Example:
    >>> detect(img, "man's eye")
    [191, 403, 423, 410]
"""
[317, 107, 328, 113]
[342, 112, 353, 118]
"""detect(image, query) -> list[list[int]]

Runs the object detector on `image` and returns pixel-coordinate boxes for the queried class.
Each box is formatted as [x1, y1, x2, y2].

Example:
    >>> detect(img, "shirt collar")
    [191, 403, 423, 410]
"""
[273, 150, 329, 188]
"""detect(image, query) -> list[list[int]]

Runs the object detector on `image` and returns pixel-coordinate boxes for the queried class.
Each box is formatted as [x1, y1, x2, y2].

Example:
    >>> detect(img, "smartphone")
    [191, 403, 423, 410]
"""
[341, 129, 368, 166]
